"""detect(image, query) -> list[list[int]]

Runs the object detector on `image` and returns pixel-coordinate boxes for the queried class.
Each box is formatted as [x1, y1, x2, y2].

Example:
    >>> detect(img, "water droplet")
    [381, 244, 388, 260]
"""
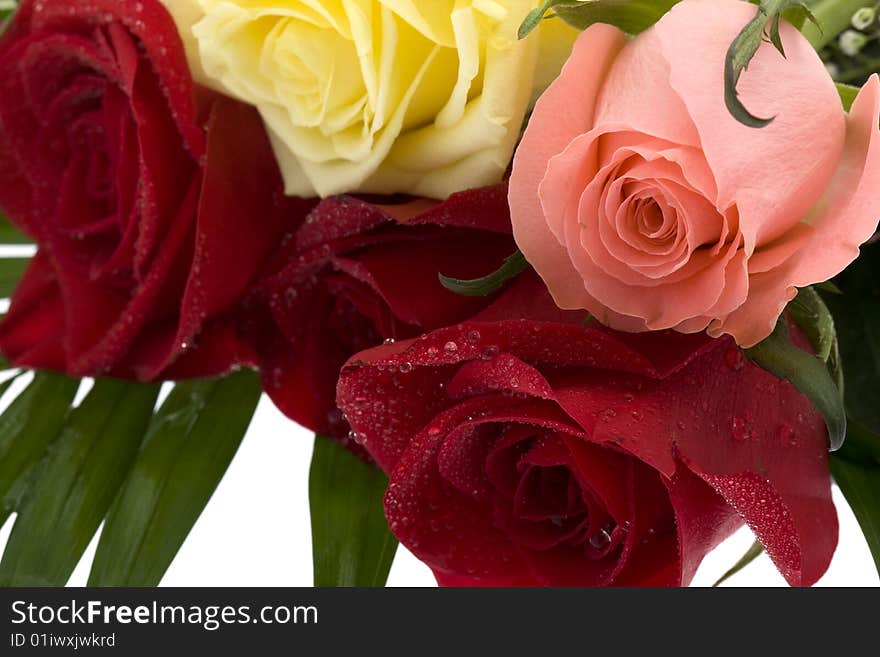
[589, 529, 611, 551]
[399, 362, 413, 373]
[724, 348, 745, 371]
[731, 416, 753, 442]
[466, 329, 481, 344]
[481, 345, 499, 360]
[348, 430, 367, 445]
[444, 341, 458, 354]
[383, 338, 396, 345]
[778, 423, 797, 447]
[427, 426, 442, 437]
[623, 393, 635, 403]
[426, 346, 439, 357]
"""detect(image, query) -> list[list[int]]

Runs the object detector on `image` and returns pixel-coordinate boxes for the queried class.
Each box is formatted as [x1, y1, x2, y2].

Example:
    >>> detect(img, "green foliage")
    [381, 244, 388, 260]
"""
[713, 541, 765, 586]
[0, 379, 159, 586]
[88, 371, 261, 586]
[0, 373, 80, 518]
[823, 250, 880, 434]
[0, 258, 29, 298]
[310, 436, 397, 587]
[439, 250, 531, 297]
[821, 246, 880, 576]
[746, 311, 846, 451]
[831, 423, 880, 576]
[724, 1, 820, 127]
[0, 213, 31, 245]
[519, 0, 679, 39]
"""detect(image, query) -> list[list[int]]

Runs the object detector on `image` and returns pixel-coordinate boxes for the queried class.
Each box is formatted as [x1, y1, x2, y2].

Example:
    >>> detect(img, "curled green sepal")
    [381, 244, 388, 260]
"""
[745, 317, 846, 451]
[725, 0, 819, 127]
[439, 250, 531, 297]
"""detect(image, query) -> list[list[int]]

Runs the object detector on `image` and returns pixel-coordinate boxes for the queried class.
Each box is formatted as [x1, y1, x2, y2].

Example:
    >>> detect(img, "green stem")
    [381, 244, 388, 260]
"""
[802, 0, 875, 49]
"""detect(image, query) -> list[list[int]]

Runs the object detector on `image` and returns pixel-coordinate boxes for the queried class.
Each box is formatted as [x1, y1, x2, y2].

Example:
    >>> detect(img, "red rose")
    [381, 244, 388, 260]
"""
[0, 0, 307, 379]
[241, 185, 516, 439]
[337, 274, 837, 586]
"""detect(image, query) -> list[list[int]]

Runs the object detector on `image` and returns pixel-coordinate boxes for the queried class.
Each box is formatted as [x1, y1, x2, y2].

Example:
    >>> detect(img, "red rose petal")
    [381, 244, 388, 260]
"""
[0, 253, 67, 370]
[338, 279, 836, 586]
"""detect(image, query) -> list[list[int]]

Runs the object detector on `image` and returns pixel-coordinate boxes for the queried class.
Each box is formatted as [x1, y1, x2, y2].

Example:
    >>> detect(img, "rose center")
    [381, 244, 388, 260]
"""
[269, 17, 367, 133]
[486, 431, 621, 558]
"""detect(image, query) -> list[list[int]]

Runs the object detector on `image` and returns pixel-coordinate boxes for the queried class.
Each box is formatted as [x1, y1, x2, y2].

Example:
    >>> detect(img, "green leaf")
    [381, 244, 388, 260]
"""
[0, 212, 31, 245]
[836, 82, 860, 112]
[0, 370, 21, 400]
[518, 0, 679, 39]
[0, 257, 29, 297]
[832, 457, 880, 575]
[0, 372, 79, 513]
[0, 379, 159, 586]
[802, 0, 875, 49]
[712, 541, 764, 587]
[519, 0, 556, 38]
[746, 317, 846, 450]
[310, 435, 398, 587]
[823, 250, 880, 435]
[88, 369, 261, 586]
[439, 250, 530, 297]
[0, 0, 16, 22]
[830, 425, 880, 576]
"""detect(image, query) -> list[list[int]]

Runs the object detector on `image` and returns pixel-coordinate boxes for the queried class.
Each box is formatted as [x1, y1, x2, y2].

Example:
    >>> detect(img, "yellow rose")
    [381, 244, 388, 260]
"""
[161, 1, 576, 198]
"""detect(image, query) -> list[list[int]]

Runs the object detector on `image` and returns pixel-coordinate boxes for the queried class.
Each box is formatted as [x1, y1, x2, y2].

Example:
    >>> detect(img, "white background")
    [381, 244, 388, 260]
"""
[1, 389, 874, 588]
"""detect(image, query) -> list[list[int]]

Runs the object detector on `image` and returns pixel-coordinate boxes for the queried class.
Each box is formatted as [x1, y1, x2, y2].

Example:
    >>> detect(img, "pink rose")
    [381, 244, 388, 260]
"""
[510, 0, 880, 347]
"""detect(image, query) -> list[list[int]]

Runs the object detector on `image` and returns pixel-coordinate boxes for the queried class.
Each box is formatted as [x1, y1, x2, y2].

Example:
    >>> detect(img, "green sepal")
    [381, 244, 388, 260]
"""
[518, 0, 679, 40]
[745, 317, 846, 451]
[724, 1, 819, 127]
[439, 250, 530, 297]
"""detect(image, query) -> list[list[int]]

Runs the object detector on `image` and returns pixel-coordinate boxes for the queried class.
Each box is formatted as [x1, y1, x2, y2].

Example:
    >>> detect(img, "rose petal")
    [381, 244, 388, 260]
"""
[509, 24, 627, 311]
[653, 0, 844, 252]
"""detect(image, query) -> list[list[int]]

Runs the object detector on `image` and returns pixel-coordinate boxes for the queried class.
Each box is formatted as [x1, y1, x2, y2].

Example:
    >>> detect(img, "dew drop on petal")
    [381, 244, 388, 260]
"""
[778, 423, 797, 447]
[731, 416, 753, 442]
[724, 348, 745, 371]
[589, 528, 612, 551]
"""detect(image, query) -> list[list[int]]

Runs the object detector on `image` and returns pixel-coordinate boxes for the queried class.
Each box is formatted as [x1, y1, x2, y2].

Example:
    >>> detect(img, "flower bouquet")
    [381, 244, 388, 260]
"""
[0, 0, 878, 588]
